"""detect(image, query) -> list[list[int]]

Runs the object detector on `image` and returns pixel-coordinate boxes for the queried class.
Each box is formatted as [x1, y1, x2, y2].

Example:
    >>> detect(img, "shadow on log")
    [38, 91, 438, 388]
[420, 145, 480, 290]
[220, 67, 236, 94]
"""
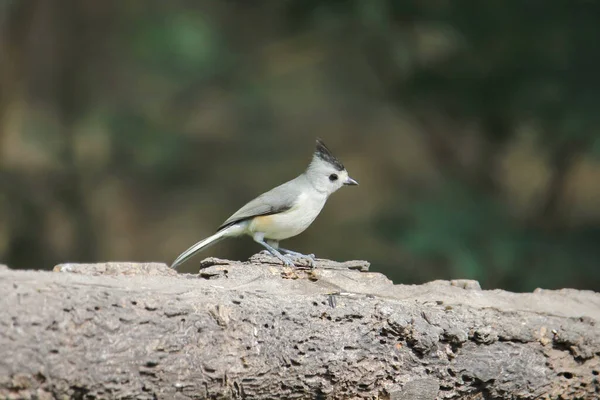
[1, 253, 599, 399]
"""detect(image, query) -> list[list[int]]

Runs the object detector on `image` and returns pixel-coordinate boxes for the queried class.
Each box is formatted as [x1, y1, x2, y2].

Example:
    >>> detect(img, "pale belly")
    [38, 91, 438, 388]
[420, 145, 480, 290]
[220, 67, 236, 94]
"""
[247, 193, 326, 240]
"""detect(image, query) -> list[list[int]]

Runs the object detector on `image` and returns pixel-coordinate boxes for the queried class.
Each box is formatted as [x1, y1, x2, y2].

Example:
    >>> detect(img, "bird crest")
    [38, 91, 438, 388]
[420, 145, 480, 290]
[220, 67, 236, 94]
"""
[314, 138, 345, 171]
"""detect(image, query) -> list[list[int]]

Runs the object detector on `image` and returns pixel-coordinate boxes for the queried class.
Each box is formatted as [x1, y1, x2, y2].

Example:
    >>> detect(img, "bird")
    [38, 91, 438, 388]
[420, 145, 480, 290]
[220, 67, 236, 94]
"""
[170, 138, 358, 269]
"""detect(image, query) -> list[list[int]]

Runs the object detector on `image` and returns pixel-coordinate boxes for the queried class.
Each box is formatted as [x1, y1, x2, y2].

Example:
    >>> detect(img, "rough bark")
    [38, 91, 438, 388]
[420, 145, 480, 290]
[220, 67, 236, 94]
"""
[1, 253, 599, 400]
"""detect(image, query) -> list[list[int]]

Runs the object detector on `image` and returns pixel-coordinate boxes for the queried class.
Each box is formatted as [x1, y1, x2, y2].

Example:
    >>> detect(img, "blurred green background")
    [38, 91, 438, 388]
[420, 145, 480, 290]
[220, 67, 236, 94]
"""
[1, 0, 600, 292]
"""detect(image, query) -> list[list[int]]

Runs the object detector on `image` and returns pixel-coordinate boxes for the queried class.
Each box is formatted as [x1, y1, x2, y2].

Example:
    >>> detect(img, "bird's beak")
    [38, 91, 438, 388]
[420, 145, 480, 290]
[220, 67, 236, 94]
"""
[344, 176, 359, 186]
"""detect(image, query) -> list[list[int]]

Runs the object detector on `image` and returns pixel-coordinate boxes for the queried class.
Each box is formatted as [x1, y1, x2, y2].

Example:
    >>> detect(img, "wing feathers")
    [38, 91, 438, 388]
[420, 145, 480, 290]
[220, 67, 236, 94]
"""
[217, 178, 302, 231]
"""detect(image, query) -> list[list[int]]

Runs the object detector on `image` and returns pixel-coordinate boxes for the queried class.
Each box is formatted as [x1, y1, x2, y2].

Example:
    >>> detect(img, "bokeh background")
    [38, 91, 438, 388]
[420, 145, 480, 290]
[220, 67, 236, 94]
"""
[2, 1, 600, 292]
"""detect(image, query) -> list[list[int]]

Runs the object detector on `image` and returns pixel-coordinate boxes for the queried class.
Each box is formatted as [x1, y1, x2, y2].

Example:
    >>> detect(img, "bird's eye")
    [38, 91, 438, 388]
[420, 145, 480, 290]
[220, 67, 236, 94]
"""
[329, 174, 338, 181]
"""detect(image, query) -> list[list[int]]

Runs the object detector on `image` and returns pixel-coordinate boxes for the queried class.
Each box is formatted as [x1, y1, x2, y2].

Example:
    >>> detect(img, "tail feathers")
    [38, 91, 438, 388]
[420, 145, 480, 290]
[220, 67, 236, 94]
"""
[170, 227, 232, 269]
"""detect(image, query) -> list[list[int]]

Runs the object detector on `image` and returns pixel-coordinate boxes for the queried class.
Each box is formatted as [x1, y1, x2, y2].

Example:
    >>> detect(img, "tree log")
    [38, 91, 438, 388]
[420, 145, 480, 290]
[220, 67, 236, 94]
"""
[1, 253, 599, 399]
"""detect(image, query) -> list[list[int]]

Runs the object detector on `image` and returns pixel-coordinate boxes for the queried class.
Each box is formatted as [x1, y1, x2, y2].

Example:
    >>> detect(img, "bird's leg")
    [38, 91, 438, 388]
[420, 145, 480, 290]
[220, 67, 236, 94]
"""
[279, 248, 315, 259]
[254, 235, 295, 267]
[279, 247, 316, 267]
[266, 239, 312, 266]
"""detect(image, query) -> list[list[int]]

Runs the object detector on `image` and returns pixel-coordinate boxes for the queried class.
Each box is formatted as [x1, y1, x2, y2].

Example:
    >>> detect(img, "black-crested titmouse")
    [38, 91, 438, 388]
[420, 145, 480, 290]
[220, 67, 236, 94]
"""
[170, 138, 358, 269]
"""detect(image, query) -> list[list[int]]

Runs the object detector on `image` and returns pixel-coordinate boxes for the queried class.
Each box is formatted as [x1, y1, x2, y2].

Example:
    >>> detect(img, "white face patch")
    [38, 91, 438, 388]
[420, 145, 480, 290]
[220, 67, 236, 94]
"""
[305, 157, 350, 195]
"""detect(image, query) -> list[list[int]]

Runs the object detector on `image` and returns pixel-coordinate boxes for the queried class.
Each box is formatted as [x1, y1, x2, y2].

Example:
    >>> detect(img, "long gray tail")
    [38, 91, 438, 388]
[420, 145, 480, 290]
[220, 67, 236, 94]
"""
[170, 226, 234, 269]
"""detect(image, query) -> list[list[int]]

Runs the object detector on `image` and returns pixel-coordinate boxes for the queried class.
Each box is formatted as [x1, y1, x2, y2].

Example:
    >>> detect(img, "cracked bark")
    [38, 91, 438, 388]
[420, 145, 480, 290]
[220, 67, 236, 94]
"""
[1, 253, 599, 399]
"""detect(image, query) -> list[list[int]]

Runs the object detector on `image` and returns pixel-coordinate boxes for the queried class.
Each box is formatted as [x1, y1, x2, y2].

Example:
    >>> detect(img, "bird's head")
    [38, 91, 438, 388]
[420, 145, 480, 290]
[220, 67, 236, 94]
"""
[305, 138, 358, 195]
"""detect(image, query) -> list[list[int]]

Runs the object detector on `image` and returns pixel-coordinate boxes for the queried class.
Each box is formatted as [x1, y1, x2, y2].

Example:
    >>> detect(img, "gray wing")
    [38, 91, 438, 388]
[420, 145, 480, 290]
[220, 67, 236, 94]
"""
[217, 178, 303, 231]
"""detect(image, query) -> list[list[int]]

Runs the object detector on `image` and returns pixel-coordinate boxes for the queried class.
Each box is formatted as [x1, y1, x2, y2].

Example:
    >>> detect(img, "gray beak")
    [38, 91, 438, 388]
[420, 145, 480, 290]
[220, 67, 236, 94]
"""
[344, 177, 359, 186]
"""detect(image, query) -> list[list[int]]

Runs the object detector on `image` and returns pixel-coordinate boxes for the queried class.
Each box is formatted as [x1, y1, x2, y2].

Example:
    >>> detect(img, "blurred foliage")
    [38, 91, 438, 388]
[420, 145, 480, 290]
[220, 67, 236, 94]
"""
[1, 0, 600, 292]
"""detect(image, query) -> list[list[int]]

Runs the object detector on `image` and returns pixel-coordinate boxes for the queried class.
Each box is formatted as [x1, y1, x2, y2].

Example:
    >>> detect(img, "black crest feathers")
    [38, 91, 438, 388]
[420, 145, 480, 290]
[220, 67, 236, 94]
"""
[315, 138, 344, 171]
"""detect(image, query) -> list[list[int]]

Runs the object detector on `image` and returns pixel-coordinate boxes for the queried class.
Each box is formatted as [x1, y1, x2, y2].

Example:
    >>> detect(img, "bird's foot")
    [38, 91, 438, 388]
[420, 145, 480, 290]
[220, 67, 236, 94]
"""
[267, 251, 295, 267]
[280, 250, 316, 268]
[281, 249, 315, 259]
[261, 249, 315, 268]
[281, 255, 296, 267]
[301, 255, 316, 268]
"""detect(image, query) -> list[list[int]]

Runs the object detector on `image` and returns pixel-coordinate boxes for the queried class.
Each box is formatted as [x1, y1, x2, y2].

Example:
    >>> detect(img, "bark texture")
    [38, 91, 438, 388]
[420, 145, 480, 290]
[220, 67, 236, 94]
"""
[1, 253, 599, 399]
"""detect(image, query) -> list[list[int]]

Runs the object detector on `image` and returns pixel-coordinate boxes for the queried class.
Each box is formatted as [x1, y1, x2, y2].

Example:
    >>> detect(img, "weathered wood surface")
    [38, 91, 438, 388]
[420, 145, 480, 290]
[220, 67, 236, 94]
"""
[1, 253, 599, 399]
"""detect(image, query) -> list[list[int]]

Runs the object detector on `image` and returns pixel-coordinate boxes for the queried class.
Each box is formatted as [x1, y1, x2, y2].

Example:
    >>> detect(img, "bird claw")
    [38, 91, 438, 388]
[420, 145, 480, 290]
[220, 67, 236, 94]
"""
[285, 253, 316, 267]
[281, 256, 296, 267]
[303, 256, 315, 268]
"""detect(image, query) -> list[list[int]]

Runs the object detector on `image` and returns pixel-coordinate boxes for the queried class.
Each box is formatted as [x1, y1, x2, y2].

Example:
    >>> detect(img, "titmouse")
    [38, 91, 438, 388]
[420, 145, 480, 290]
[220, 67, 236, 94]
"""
[171, 138, 358, 269]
